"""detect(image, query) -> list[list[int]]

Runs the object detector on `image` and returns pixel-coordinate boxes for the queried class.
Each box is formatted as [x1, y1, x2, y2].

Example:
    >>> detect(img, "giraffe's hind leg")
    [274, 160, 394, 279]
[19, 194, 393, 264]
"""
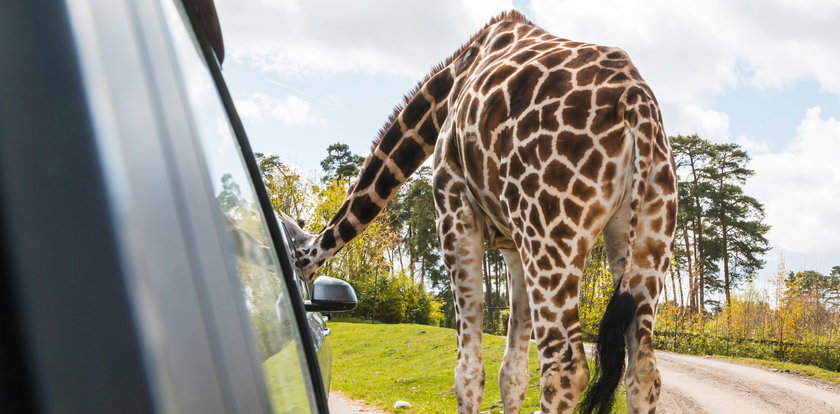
[507, 217, 604, 414]
[498, 249, 531, 414]
[602, 172, 677, 414]
[435, 185, 486, 413]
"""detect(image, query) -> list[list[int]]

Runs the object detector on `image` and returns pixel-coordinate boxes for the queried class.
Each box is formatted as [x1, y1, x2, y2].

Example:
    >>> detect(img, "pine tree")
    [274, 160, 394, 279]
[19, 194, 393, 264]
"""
[320, 143, 364, 183]
[701, 143, 771, 308]
[671, 134, 715, 311]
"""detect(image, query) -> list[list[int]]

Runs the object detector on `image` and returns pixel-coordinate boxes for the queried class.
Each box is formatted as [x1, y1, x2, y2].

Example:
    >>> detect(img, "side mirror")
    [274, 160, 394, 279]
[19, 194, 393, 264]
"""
[304, 276, 357, 312]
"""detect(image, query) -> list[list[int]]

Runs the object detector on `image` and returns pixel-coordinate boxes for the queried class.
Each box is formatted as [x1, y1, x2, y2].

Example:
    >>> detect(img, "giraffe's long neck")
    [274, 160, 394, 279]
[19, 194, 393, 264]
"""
[292, 58, 469, 275]
[285, 11, 533, 277]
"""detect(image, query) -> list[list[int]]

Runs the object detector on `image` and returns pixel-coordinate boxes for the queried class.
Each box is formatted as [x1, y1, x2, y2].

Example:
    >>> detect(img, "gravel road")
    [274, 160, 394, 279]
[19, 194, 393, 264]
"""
[652, 349, 840, 413]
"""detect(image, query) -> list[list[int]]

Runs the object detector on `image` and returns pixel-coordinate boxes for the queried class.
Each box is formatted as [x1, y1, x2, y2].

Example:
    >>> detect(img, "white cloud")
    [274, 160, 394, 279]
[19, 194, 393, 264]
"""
[746, 107, 840, 254]
[529, 0, 840, 103]
[735, 135, 770, 154]
[234, 93, 326, 126]
[258, 0, 299, 12]
[215, 0, 514, 78]
[664, 104, 731, 142]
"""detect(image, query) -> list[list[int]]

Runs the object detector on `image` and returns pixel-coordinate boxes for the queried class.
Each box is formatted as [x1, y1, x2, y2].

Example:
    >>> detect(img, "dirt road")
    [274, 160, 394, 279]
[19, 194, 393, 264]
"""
[651, 350, 840, 413]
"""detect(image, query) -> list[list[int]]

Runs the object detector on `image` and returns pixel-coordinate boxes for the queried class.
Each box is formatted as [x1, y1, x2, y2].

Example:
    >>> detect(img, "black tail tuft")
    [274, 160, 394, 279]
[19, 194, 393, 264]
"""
[580, 286, 637, 414]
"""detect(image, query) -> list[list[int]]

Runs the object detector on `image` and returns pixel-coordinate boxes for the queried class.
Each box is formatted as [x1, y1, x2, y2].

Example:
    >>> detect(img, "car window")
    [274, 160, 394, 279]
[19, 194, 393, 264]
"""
[159, 1, 317, 412]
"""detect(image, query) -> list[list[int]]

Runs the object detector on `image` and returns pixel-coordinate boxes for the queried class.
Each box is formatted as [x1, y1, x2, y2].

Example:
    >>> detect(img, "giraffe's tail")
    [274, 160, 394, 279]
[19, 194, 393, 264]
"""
[581, 87, 661, 414]
[580, 286, 636, 414]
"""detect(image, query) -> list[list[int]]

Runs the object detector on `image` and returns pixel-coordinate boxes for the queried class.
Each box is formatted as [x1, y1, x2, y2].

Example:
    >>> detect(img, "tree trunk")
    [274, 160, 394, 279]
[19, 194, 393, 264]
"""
[670, 263, 678, 307]
[722, 221, 731, 307]
[484, 252, 492, 305]
[408, 223, 415, 281]
[682, 228, 697, 312]
[675, 259, 685, 308]
[689, 154, 705, 312]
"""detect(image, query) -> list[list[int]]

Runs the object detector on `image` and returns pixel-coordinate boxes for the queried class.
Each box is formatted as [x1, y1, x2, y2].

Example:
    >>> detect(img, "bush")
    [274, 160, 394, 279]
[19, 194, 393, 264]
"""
[346, 272, 444, 326]
[652, 302, 840, 372]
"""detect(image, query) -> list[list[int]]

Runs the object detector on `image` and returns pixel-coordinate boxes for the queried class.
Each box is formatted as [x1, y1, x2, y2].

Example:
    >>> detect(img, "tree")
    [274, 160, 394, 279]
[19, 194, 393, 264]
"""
[670, 135, 770, 312]
[389, 166, 446, 289]
[256, 153, 313, 219]
[671, 134, 715, 311]
[701, 143, 771, 307]
[320, 143, 364, 183]
[217, 173, 243, 214]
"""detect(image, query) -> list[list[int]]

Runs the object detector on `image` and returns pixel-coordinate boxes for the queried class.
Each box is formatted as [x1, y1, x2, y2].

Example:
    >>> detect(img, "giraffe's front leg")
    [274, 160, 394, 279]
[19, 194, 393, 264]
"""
[437, 195, 486, 414]
[498, 249, 531, 414]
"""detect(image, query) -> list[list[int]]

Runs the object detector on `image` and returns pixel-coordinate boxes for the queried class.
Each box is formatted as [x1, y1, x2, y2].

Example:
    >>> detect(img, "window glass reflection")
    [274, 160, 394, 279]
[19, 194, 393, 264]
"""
[159, 1, 316, 412]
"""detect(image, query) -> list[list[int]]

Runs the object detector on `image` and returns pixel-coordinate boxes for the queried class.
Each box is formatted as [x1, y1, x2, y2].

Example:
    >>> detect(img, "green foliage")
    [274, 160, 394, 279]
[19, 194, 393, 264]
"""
[256, 152, 314, 219]
[320, 143, 364, 183]
[654, 282, 840, 372]
[653, 320, 840, 372]
[388, 166, 446, 289]
[701, 143, 771, 304]
[669, 134, 771, 310]
[351, 272, 445, 325]
[579, 236, 614, 339]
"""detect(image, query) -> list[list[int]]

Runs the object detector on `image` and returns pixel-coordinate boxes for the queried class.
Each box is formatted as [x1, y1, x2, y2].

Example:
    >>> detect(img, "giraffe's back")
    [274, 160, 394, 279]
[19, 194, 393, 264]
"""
[443, 19, 659, 243]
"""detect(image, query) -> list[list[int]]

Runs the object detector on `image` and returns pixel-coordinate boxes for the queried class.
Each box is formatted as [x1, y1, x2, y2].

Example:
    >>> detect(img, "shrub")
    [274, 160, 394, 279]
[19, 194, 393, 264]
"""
[346, 272, 444, 326]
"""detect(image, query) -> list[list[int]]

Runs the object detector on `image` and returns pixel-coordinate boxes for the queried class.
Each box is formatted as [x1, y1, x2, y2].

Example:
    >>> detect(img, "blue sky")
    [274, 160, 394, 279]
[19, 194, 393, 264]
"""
[214, 0, 840, 287]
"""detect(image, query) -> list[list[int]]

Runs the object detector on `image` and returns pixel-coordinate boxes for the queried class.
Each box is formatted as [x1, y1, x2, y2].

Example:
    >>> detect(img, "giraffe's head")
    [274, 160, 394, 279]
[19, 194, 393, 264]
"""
[278, 212, 322, 279]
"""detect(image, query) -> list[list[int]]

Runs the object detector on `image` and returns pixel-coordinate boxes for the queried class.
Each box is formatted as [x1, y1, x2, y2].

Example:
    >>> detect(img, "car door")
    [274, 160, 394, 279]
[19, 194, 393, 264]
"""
[150, 0, 332, 412]
[1, 0, 330, 413]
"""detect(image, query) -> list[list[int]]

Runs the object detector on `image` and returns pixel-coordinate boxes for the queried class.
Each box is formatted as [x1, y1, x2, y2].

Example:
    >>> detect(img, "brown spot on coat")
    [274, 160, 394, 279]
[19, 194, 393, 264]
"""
[479, 89, 508, 136]
[519, 172, 540, 197]
[536, 69, 573, 102]
[601, 127, 625, 157]
[572, 180, 596, 202]
[517, 109, 540, 140]
[539, 190, 561, 223]
[563, 199, 583, 223]
[351, 194, 382, 225]
[392, 138, 426, 177]
[508, 65, 542, 117]
[562, 89, 593, 130]
[580, 150, 604, 179]
[540, 102, 560, 132]
[544, 160, 574, 192]
[557, 131, 593, 165]
[427, 70, 453, 101]
[491, 32, 514, 50]
[583, 202, 605, 229]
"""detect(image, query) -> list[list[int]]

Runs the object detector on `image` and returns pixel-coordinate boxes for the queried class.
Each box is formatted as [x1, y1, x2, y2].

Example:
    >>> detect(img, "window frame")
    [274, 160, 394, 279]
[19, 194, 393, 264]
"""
[176, 3, 331, 413]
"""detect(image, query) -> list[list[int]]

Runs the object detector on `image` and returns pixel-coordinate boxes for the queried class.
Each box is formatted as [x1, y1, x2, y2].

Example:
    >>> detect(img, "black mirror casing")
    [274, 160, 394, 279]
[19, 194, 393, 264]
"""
[304, 276, 357, 312]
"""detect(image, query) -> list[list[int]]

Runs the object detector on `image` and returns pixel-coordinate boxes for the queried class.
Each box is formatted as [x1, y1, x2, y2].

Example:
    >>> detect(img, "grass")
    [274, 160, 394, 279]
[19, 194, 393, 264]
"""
[718, 355, 840, 385]
[328, 321, 627, 413]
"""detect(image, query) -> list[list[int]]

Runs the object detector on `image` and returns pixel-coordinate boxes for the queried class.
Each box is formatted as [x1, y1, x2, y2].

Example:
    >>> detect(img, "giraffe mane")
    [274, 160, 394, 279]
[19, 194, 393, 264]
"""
[359, 9, 534, 169]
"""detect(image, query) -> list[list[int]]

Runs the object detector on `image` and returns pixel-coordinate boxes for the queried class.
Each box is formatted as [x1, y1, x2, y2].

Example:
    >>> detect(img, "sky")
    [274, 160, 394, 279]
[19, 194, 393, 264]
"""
[213, 0, 840, 284]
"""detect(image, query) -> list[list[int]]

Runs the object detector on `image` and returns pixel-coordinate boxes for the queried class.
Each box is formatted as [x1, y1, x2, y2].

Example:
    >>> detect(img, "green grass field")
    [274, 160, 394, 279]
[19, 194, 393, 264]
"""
[328, 321, 627, 413]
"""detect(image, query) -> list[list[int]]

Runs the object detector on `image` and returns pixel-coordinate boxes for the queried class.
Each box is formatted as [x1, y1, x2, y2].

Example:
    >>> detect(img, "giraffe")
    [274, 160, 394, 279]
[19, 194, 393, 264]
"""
[280, 10, 676, 414]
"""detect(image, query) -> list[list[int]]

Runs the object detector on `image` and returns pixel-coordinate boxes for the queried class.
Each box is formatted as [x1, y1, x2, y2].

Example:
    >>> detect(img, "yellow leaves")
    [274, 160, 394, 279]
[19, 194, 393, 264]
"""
[311, 178, 401, 283]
